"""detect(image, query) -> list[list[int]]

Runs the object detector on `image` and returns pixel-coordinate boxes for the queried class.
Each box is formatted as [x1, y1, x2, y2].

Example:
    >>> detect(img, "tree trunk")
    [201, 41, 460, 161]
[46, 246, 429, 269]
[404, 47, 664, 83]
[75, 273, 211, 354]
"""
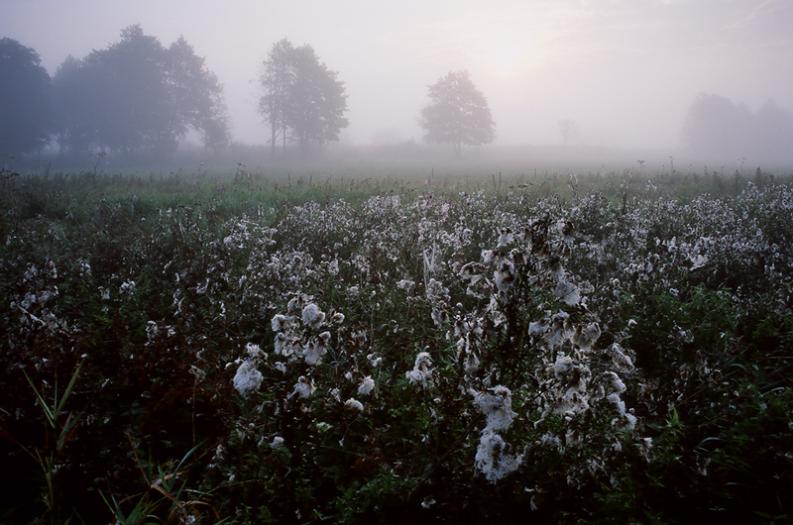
[270, 117, 277, 155]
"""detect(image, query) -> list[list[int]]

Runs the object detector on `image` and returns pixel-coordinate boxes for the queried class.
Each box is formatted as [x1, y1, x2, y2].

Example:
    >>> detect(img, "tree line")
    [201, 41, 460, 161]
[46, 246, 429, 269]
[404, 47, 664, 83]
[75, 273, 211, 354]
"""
[682, 93, 793, 164]
[9, 25, 788, 162]
[1, 26, 495, 160]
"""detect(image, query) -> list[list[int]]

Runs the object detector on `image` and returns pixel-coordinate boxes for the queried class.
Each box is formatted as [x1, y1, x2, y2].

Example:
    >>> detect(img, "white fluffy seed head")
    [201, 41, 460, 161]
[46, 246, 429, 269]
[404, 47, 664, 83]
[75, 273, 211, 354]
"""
[344, 398, 364, 411]
[357, 376, 375, 396]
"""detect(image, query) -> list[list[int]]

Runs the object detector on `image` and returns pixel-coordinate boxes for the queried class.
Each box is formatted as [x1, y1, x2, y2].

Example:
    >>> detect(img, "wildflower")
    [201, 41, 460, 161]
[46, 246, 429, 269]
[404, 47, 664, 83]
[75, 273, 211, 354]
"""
[603, 371, 626, 394]
[189, 365, 206, 382]
[270, 436, 285, 448]
[119, 280, 136, 295]
[233, 360, 263, 397]
[463, 351, 480, 374]
[475, 430, 523, 483]
[344, 398, 364, 411]
[553, 354, 574, 378]
[607, 392, 636, 430]
[328, 258, 339, 275]
[396, 278, 415, 292]
[690, 253, 708, 270]
[497, 228, 514, 247]
[303, 332, 330, 365]
[406, 352, 433, 388]
[528, 319, 548, 337]
[302, 303, 326, 329]
[554, 279, 580, 306]
[367, 353, 383, 368]
[245, 342, 264, 359]
[78, 259, 91, 277]
[609, 343, 634, 372]
[494, 259, 516, 292]
[271, 314, 292, 332]
[472, 386, 516, 432]
[146, 321, 158, 343]
[291, 376, 315, 399]
[357, 376, 375, 396]
[273, 333, 290, 356]
[459, 262, 487, 286]
[573, 323, 601, 350]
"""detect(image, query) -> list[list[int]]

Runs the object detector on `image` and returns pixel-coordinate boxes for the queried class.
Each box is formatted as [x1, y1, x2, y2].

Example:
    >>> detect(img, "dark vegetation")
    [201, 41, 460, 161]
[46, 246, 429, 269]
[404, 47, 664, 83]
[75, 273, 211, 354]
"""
[1, 168, 792, 524]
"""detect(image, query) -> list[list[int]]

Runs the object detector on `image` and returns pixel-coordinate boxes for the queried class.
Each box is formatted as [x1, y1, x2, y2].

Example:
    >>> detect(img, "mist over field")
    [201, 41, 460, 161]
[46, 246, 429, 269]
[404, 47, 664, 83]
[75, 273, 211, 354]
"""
[2, 0, 793, 169]
[2, 3, 793, 525]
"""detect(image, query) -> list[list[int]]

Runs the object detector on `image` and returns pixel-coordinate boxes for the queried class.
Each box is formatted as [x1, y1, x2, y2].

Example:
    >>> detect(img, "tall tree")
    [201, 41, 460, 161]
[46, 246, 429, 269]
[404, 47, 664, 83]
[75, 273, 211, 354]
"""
[259, 39, 295, 153]
[421, 70, 494, 156]
[167, 36, 229, 152]
[259, 39, 348, 153]
[52, 25, 228, 156]
[0, 38, 52, 157]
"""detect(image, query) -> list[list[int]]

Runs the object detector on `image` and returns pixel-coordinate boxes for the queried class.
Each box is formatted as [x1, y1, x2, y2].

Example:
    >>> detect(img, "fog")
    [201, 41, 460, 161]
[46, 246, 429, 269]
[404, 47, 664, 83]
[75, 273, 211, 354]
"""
[2, 0, 793, 164]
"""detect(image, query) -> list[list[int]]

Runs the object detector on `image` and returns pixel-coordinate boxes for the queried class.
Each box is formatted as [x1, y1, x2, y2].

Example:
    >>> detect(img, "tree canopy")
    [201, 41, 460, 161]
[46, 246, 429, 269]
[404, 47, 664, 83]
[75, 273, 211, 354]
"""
[52, 25, 228, 156]
[0, 38, 52, 157]
[421, 70, 494, 155]
[259, 39, 348, 153]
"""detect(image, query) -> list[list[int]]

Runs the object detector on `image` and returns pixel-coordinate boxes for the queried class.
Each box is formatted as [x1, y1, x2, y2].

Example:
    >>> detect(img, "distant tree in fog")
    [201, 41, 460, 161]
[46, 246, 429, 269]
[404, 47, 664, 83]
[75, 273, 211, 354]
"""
[52, 25, 227, 156]
[682, 93, 753, 158]
[0, 38, 52, 156]
[682, 93, 793, 163]
[259, 39, 348, 153]
[420, 70, 494, 156]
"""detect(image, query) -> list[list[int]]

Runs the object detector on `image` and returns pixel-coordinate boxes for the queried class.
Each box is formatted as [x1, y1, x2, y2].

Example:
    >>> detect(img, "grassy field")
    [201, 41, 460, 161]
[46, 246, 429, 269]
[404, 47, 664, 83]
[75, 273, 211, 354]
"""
[1, 167, 792, 524]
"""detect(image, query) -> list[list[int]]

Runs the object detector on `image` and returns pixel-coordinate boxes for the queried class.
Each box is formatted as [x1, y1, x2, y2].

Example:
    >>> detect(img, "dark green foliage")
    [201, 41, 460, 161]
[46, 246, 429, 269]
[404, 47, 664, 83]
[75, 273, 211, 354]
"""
[1, 170, 792, 524]
[51, 25, 228, 157]
[0, 38, 52, 156]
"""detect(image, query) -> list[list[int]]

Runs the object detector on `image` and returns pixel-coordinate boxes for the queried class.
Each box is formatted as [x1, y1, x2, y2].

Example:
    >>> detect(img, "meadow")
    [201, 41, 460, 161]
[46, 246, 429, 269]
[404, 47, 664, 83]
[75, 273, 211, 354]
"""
[1, 166, 792, 524]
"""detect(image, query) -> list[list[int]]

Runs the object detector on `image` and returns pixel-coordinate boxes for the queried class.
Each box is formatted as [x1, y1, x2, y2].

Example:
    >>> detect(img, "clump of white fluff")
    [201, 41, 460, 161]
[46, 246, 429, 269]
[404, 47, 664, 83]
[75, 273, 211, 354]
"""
[233, 360, 263, 397]
[232, 343, 266, 397]
[344, 398, 364, 411]
[357, 376, 375, 396]
[406, 352, 433, 388]
[472, 385, 516, 432]
[475, 430, 523, 483]
[471, 385, 523, 482]
[303, 331, 331, 366]
[301, 303, 325, 329]
[290, 376, 315, 399]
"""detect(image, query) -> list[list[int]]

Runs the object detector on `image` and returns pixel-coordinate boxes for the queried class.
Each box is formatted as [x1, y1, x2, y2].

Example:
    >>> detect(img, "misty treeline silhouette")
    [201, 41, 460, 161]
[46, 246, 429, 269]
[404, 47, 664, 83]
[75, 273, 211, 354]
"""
[683, 93, 793, 164]
[1, 27, 228, 158]
[1, 28, 497, 160]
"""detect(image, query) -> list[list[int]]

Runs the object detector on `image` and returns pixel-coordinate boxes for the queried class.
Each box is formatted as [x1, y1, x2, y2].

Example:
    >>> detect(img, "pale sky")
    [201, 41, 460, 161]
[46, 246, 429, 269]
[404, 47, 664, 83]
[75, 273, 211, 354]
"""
[2, 0, 792, 149]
